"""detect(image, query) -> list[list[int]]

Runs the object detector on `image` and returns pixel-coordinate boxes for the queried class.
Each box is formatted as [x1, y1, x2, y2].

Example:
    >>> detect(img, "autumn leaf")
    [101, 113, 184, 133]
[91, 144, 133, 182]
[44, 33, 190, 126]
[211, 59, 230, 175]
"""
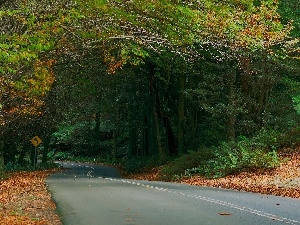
[219, 212, 232, 216]
[0, 170, 62, 225]
[123, 151, 300, 199]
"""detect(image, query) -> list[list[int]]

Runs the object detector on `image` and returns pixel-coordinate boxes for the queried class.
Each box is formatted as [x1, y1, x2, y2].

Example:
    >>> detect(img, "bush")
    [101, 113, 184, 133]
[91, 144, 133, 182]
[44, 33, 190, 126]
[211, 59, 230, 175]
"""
[123, 156, 165, 173]
[160, 147, 214, 180]
[36, 161, 60, 170]
[50, 151, 71, 161]
[4, 162, 32, 172]
[278, 127, 300, 148]
[160, 131, 281, 180]
[199, 141, 279, 178]
[0, 171, 7, 181]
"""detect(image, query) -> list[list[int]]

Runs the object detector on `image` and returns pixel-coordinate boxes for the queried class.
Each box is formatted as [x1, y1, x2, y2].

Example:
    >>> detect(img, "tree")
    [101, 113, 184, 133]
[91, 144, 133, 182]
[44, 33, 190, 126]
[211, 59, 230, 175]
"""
[1, 0, 299, 169]
[0, 0, 79, 167]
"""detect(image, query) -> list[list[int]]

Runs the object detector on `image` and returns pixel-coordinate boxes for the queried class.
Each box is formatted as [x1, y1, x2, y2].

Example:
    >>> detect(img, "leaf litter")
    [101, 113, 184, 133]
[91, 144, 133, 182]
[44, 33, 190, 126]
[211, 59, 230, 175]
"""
[125, 150, 300, 199]
[0, 170, 62, 225]
[1, 150, 299, 224]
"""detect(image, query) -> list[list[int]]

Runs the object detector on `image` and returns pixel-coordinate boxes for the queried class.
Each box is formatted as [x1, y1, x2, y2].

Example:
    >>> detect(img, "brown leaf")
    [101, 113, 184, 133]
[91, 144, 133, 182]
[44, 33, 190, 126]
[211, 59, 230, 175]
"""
[219, 212, 232, 216]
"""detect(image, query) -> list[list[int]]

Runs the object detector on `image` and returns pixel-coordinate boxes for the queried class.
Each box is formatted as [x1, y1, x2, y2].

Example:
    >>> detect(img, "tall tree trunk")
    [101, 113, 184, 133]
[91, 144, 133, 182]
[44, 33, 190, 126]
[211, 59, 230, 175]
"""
[128, 100, 138, 157]
[0, 139, 4, 174]
[162, 117, 177, 155]
[128, 125, 137, 157]
[227, 68, 237, 141]
[141, 116, 149, 157]
[149, 69, 165, 159]
[148, 110, 157, 156]
[94, 111, 101, 153]
[177, 73, 185, 155]
[3, 140, 16, 166]
[42, 136, 50, 164]
[112, 128, 117, 160]
[153, 104, 164, 158]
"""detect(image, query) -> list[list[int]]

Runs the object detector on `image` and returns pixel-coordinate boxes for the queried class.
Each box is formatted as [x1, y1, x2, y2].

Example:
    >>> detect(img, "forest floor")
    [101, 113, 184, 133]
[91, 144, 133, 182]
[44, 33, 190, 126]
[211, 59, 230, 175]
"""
[123, 149, 300, 199]
[0, 169, 62, 225]
[0, 149, 299, 225]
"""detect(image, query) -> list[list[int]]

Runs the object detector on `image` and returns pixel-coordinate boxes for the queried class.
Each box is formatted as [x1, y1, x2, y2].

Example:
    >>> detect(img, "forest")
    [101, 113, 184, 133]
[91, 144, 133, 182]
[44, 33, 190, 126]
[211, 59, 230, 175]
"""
[0, 0, 299, 179]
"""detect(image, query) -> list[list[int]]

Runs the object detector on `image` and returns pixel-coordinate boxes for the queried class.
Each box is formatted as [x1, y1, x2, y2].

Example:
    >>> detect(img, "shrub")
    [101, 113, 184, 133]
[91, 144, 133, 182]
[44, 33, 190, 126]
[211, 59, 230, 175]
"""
[50, 151, 71, 161]
[36, 161, 60, 170]
[0, 171, 7, 181]
[160, 131, 281, 180]
[160, 147, 214, 180]
[185, 136, 280, 179]
[4, 162, 32, 172]
[123, 156, 163, 173]
[278, 127, 300, 148]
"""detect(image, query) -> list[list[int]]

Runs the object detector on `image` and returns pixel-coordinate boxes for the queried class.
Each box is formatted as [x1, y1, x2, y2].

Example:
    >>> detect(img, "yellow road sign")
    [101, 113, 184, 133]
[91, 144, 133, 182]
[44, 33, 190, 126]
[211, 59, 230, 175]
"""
[31, 136, 42, 147]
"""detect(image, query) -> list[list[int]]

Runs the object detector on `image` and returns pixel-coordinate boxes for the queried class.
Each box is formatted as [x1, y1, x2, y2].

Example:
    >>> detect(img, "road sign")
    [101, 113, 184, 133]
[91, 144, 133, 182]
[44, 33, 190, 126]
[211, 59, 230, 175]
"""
[31, 136, 42, 147]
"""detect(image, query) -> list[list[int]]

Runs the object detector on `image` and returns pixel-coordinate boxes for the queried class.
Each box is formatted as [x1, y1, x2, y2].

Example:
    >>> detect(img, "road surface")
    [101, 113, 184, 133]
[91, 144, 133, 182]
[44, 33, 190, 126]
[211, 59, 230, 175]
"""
[46, 162, 300, 225]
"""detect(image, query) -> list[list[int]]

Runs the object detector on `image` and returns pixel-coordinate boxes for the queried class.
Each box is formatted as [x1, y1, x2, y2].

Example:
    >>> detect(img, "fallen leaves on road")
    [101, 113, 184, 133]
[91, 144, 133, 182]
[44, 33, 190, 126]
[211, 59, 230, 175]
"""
[0, 170, 62, 225]
[219, 212, 231, 216]
[3, 150, 296, 224]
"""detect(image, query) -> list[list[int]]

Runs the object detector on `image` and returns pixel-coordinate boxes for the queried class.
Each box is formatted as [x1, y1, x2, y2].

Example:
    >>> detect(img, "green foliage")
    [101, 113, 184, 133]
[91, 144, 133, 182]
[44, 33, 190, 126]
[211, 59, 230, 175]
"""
[198, 140, 280, 178]
[4, 161, 59, 171]
[1, 0, 299, 177]
[277, 127, 300, 148]
[161, 131, 281, 180]
[50, 151, 71, 161]
[36, 161, 59, 170]
[160, 148, 214, 180]
[278, 0, 300, 37]
[123, 156, 164, 173]
[4, 162, 32, 172]
[0, 171, 8, 181]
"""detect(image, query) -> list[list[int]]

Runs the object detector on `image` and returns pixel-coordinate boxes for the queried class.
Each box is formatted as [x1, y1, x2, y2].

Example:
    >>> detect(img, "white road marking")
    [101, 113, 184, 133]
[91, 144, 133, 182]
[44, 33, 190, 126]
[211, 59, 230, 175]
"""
[99, 176, 300, 225]
[61, 162, 300, 225]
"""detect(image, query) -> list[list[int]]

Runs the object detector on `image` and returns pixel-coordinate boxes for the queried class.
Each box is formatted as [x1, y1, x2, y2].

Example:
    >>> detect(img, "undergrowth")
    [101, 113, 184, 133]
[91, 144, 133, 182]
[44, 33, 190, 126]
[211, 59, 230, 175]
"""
[0, 171, 7, 181]
[160, 129, 285, 180]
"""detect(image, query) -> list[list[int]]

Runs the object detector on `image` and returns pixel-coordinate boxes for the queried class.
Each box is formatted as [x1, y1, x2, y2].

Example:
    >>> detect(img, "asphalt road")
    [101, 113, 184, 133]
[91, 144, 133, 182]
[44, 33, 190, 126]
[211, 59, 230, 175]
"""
[46, 162, 300, 225]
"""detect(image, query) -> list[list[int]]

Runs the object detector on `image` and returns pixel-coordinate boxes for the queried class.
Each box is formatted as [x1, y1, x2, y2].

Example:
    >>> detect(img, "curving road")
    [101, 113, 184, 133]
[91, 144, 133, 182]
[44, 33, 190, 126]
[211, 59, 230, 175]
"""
[46, 162, 300, 225]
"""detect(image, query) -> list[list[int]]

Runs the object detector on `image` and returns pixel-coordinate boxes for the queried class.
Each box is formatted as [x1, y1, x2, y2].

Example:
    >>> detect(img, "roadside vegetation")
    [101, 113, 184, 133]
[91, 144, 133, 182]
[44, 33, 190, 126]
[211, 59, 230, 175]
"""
[1, 0, 299, 171]
[0, 0, 300, 223]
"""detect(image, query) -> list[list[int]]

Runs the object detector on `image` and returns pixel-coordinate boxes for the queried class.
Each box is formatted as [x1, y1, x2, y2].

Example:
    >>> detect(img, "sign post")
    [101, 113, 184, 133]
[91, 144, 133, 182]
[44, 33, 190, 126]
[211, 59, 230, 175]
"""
[30, 136, 42, 170]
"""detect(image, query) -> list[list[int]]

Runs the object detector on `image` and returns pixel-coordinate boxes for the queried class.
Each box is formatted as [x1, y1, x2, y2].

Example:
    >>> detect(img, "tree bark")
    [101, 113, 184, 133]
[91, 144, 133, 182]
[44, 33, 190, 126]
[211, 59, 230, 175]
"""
[94, 111, 101, 153]
[42, 136, 50, 164]
[112, 128, 117, 160]
[0, 139, 4, 173]
[177, 73, 185, 154]
[162, 116, 177, 156]
[153, 104, 164, 158]
[227, 68, 237, 141]
[141, 116, 149, 157]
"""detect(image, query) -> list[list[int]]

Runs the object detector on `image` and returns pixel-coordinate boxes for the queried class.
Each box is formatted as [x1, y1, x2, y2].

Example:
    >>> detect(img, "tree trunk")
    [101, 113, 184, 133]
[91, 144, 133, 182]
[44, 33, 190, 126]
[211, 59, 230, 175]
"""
[162, 117, 177, 155]
[128, 99, 138, 157]
[128, 125, 137, 157]
[3, 140, 16, 166]
[112, 128, 117, 160]
[177, 73, 185, 154]
[0, 139, 4, 174]
[227, 68, 237, 141]
[42, 136, 50, 164]
[149, 68, 165, 159]
[141, 116, 149, 157]
[94, 111, 101, 153]
[148, 110, 157, 156]
[153, 104, 164, 158]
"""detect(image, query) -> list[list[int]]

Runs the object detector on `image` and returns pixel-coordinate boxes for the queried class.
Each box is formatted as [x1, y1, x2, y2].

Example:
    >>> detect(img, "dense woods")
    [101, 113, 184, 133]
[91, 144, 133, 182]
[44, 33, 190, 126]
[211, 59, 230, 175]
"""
[0, 0, 299, 177]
